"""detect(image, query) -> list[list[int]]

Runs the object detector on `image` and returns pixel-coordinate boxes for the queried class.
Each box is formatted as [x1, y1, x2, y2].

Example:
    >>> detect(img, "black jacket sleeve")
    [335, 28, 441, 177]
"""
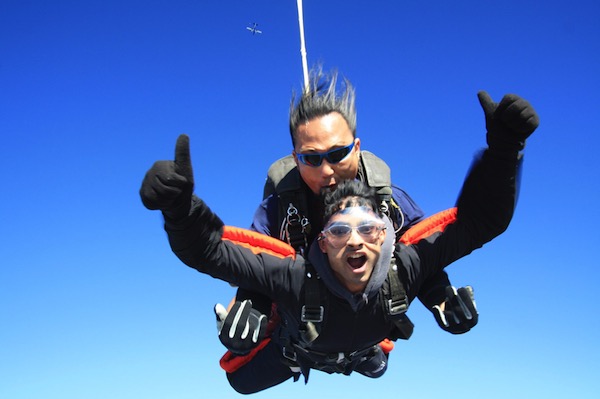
[164, 194, 225, 270]
[398, 148, 521, 301]
[162, 195, 303, 300]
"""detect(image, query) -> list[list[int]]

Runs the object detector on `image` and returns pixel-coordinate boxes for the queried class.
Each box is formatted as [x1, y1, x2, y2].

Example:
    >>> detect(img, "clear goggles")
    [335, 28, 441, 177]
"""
[320, 207, 386, 248]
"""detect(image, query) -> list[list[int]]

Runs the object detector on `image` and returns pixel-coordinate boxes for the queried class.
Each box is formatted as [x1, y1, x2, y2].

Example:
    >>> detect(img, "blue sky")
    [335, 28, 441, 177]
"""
[1, 1, 599, 398]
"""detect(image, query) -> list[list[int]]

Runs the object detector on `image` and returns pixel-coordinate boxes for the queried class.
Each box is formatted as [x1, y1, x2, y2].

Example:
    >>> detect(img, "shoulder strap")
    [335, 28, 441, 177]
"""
[263, 155, 301, 199]
[360, 152, 415, 340]
[301, 259, 323, 324]
[380, 207, 459, 341]
[359, 150, 392, 193]
[381, 256, 414, 340]
[278, 257, 324, 366]
[263, 155, 310, 251]
[359, 150, 408, 234]
[299, 259, 323, 345]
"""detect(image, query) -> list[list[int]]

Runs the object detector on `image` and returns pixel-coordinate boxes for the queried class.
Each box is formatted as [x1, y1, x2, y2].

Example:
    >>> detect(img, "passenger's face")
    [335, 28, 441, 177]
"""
[293, 112, 361, 195]
[318, 206, 386, 294]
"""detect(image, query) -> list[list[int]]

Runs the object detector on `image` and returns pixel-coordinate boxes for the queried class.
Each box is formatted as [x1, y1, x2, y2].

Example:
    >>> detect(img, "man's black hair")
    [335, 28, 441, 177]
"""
[321, 180, 381, 225]
[289, 66, 357, 148]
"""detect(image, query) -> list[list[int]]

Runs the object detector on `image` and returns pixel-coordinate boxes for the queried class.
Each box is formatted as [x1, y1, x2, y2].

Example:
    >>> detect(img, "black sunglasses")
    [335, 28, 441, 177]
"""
[296, 142, 355, 167]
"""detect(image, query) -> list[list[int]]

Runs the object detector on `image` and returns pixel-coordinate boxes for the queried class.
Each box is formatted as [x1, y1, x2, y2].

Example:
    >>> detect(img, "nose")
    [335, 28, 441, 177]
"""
[345, 228, 364, 247]
[319, 160, 335, 179]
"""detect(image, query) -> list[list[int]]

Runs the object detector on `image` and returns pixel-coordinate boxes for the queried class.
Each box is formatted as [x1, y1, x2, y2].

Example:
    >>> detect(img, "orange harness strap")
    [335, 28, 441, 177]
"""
[222, 226, 296, 259]
[400, 207, 458, 245]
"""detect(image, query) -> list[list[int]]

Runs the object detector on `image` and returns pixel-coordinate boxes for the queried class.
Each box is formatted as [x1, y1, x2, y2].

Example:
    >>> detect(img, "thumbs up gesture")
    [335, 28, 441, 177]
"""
[477, 91, 539, 153]
[140, 134, 195, 221]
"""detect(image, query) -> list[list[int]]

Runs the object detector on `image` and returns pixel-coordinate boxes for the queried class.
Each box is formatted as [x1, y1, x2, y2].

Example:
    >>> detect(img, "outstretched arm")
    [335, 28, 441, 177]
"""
[455, 91, 538, 240]
[140, 135, 300, 296]
[139, 134, 226, 272]
[401, 92, 539, 299]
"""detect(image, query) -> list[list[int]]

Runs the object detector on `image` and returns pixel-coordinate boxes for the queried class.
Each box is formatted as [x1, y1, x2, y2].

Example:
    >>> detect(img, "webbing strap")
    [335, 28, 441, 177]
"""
[301, 261, 323, 323]
[387, 258, 409, 315]
[384, 258, 414, 340]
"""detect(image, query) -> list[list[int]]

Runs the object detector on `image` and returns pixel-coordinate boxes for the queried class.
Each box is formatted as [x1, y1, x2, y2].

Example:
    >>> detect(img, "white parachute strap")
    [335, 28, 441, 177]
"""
[296, 0, 309, 91]
[396, 205, 406, 235]
[279, 216, 288, 242]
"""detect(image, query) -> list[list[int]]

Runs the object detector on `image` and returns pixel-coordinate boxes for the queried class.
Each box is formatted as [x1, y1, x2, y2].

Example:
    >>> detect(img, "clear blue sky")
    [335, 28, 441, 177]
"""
[1, 1, 599, 398]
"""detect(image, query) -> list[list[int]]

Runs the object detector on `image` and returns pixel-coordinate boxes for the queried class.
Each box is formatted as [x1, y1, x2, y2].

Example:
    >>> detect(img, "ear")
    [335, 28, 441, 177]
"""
[318, 237, 327, 253]
[354, 137, 361, 153]
[292, 150, 301, 168]
[378, 228, 387, 246]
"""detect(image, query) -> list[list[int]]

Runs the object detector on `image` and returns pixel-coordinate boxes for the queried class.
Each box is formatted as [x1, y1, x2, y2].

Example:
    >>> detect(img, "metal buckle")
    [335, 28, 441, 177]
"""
[282, 346, 297, 362]
[387, 298, 408, 316]
[284, 203, 309, 250]
[301, 305, 324, 322]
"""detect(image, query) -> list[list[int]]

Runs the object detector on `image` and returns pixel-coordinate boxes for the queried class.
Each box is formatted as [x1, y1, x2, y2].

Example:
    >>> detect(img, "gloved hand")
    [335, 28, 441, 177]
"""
[478, 91, 540, 153]
[432, 286, 478, 335]
[214, 300, 267, 355]
[140, 134, 194, 221]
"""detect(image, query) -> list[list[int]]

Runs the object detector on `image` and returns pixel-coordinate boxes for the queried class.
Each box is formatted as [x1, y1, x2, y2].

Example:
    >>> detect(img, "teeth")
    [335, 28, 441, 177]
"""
[348, 254, 363, 259]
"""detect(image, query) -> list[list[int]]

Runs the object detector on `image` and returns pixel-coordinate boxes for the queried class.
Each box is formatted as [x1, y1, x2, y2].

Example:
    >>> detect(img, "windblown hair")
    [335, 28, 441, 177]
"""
[321, 180, 381, 225]
[288, 66, 357, 148]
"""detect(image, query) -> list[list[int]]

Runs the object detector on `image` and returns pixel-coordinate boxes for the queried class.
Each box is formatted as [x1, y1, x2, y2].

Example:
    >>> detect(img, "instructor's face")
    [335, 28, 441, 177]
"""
[293, 112, 361, 195]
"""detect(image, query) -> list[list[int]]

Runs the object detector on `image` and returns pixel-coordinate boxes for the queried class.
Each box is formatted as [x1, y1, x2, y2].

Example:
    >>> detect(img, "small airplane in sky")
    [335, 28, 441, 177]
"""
[246, 23, 262, 35]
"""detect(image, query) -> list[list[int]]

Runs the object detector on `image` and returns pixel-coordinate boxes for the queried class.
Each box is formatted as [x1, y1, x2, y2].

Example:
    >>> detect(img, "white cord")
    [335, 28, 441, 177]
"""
[296, 0, 309, 91]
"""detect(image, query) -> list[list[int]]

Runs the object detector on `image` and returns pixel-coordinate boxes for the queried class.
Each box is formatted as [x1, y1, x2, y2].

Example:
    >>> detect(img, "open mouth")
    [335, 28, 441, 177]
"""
[347, 253, 367, 270]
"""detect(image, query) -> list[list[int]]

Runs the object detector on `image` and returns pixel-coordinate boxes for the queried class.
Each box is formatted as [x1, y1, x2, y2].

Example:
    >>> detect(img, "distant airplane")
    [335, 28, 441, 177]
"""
[246, 23, 262, 35]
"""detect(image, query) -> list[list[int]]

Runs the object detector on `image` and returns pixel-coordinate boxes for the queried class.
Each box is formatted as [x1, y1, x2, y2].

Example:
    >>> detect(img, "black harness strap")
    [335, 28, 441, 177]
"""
[382, 257, 414, 340]
[280, 259, 322, 369]
[293, 343, 378, 376]
[301, 260, 324, 324]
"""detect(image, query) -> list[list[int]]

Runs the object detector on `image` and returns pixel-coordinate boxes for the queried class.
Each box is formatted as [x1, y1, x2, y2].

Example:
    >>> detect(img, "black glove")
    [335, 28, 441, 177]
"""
[140, 134, 195, 221]
[478, 91, 540, 153]
[432, 286, 478, 334]
[214, 300, 267, 355]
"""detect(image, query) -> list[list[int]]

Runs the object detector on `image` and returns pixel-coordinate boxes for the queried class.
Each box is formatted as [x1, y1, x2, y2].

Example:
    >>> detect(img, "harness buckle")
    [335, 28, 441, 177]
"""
[379, 199, 389, 215]
[301, 305, 324, 322]
[282, 345, 297, 362]
[387, 298, 408, 316]
[284, 203, 309, 251]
